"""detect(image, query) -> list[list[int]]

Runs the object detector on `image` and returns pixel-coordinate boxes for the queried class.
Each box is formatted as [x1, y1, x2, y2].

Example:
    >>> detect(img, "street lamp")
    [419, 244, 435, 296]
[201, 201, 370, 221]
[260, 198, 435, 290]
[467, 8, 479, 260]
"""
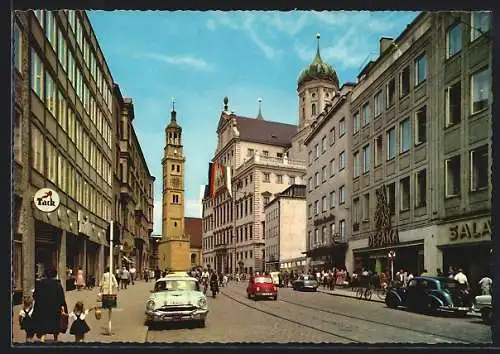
[388, 250, 396, 281]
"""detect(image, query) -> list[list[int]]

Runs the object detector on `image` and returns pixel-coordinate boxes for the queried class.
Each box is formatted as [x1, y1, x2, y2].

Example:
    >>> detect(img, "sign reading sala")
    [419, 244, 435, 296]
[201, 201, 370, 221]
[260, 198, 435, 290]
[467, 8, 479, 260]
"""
[449, 218, 491, 242]
[33, 188, 60, 213]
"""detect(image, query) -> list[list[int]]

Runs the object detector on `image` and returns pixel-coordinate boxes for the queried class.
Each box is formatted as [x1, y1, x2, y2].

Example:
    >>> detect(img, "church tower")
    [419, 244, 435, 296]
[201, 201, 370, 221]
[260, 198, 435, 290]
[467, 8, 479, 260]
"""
[297, 33, 340, 130]
[158, 99, 190, 271]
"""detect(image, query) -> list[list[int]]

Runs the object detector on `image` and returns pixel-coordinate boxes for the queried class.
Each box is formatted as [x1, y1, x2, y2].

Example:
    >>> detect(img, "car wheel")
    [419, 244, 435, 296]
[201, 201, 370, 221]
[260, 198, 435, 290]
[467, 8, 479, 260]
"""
[273, 295, 277, 301]
[197, 319, 206, 328]
[385, 294, 399, 309]
[424, 300, 438, 315]
[481, 308, 492, 324]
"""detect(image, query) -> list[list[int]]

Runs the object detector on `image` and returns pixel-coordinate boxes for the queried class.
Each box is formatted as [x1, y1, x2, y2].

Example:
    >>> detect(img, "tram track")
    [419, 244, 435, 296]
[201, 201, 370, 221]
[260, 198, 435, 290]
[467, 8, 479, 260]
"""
[221, 286, 472, 344]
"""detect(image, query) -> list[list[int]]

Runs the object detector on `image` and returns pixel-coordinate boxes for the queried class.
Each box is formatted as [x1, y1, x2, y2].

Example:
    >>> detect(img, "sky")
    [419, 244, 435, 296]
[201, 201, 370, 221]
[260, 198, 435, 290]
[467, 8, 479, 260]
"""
[87, 10, 420, 235]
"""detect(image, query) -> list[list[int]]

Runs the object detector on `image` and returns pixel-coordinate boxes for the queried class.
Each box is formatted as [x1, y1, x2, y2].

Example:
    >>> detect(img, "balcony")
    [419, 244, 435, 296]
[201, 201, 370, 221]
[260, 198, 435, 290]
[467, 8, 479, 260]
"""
[236, 154, 306, 174]
[120, 183, 132, 201]
[119, 140, 130, 155]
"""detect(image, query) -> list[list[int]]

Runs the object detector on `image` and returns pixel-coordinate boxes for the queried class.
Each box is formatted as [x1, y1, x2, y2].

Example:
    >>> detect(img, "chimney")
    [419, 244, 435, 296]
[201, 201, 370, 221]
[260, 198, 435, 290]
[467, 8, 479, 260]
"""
[380, 37, 394, 55]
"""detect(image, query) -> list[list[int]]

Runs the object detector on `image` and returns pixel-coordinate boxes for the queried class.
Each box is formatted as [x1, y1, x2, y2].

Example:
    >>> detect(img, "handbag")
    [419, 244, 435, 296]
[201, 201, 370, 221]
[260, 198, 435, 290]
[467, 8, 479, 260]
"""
[94, 308, 103, 320]
[59, 309, 69, 334]
[101, 294, 117, 309]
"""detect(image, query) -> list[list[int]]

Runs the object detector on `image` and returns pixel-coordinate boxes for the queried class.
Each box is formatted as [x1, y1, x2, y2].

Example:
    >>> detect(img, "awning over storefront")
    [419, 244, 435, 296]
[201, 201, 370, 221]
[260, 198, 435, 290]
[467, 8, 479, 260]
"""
[302, 243, 347, 258]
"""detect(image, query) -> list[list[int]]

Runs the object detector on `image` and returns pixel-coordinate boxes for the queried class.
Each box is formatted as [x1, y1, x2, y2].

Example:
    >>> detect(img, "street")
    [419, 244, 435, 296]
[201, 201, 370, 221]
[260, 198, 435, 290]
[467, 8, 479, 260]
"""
[12, 279, 492, 344]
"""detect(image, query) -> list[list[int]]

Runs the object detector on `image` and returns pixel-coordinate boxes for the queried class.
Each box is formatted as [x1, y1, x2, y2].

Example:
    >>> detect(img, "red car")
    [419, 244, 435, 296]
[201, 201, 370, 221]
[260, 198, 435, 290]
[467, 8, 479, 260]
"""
[246, 275, 278, 300]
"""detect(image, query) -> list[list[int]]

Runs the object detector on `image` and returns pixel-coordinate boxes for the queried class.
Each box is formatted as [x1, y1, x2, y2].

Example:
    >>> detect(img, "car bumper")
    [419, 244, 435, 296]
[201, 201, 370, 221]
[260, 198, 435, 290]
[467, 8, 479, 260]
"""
[438, 306, 470, 312]
[472, 304, 490, 313]
[145, 309, 208, 322]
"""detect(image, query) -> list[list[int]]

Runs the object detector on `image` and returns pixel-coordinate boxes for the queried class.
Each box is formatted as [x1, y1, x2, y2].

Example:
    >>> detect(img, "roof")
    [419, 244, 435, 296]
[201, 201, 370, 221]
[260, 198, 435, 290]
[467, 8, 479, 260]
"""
[234, 115, 297, 147]
[185, 217, 202, 248]
[297, 37, 339, 88]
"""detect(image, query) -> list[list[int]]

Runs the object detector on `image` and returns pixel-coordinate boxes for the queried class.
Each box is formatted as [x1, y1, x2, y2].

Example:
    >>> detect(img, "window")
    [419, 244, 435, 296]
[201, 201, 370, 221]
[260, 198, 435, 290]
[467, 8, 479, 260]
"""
[362, 103, 370, 126]
[415, 106, 427, 145]
[14, 22, 22, 72]
[374, 91, 383, 117]
[30, 48, 44, 99]
[34, 10, 44, 28]
[399, 119, 410, 153]
[277, 152, 283, 158]
[326, 192, 334, 210]
[413, 53, 427, 87]
[262, 150, 269, 157]
[471, 68, 490, 114]
[172, 194, 179, 204]
[353, 152, 360, 178]
[83, 38, 90, 67]
[45, 72, 56, 115]
[400, 66, 410, 97]
[353, 197, 360, 226]
[308, 177, 313, 191]
[446, 81, 461, 126]
[322, 196, 327, 212]
[339, 118, 346, 136]
[45, 11, 56, 50]
[339, 185, 345, 204]
[322, 166, 327, 182]
[329, 128, 335, 145]
[321, 226, 327, 243]
[363, 193, 370, 220]
[339, 220, 345, 241]
[67, 49, 76, 86]
[387, 182, 395, 215]
[315, 144, 319, 158]
[470, 145, 489, 191]
[314, 200, 319, 215]
[374, 135, 383, 166]
[471, 12, 491, 41]
[308, 151, 312, 164]
[400, 176, 410, 211]
[277, 175, 283, 184]
[57, 155, 67, 192]
[76, 17, 83, 48]
[264, 196, 270, 205]
[31, 124, 44, 173]
[447, 23, 462, 58]
[68, 10, 76, 32]
[57, 91, 67, 131]
[308, 204, 312, 218]
[329, 159, 335, 177]
[339, 151, 345, 170]
[386, 78, 395, 108]
[330, 223, 335, 238]
[263, 172, 270, 182]
[363, 144, 371, 173]
[321, 136, 326, 152]
[314, 172, 319, 187]
[387, 127, 396, 160]
[445, 155, 461, 197]
[415, 169, 427, 207]
[312, 103, 316, 116]
[314, 229, 319, 244]
[46, 141, 57, 183]
[56, 29, 67, 71]
[353, 111, 360, 134]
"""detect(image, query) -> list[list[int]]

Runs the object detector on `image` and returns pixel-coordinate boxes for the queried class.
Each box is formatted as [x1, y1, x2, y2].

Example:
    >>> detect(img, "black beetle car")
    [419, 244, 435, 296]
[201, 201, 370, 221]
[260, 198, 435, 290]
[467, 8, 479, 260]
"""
[385, 276, 472, 316]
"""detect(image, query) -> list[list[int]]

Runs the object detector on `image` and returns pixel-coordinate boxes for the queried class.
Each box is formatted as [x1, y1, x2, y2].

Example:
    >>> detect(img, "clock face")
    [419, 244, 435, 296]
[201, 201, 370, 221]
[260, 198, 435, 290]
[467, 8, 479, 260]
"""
[171, 176, 181, 188]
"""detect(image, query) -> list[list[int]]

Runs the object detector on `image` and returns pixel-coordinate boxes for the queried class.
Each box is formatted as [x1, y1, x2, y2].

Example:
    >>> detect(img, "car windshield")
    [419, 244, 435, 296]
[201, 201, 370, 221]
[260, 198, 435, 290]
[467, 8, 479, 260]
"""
[301, 275, 315, 280]
[154, 279, 197, 292]
[439, 278, 459, 290]
[255, 277, 273, 284]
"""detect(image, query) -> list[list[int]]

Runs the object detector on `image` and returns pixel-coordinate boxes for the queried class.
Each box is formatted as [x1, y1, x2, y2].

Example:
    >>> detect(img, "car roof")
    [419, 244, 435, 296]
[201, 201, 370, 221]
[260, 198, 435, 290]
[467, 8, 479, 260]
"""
[416, 276, 448, 281]
[156, 276, 198, 282]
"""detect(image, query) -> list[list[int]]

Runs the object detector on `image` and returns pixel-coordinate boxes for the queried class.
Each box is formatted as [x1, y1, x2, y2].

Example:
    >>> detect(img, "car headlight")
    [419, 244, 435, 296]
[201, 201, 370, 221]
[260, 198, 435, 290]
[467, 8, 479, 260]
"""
[256, 287, 260, 292]
[146, 300, 155, 310]
[198, 297, 208, 309]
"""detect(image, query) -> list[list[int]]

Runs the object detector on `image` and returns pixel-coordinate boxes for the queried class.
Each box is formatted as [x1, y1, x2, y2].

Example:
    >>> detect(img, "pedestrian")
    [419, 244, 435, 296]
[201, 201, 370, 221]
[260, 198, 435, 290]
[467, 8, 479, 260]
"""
[99, 266, 119, 296]
[18, 296, 36, 342]
[67, 301, 97, 342]
[75, 266, 85, 291]
[478, 275, 492, 295]
[420, 269, 429, 276]
[144, 269, 149, 282]
[436, 268, 443, 276]
[115, 267, 122, 290]
[120, 266, 129, 289]
[130, 265, 136, 285]
[454, 268, 468, 290]
[32, 268, 68, 343]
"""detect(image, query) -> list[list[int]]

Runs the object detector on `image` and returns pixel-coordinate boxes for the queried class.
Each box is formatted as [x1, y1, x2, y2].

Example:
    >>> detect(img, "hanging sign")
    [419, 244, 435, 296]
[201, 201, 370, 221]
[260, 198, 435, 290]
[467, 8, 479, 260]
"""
[33, 188, 60, 213]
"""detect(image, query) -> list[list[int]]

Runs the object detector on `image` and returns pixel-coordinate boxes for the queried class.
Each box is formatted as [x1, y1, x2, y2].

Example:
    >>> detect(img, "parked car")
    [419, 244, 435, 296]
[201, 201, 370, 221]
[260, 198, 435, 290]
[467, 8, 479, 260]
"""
[472, 294, 492, 324]
[145, 275, 208, 327]
[385, 276, 471, 316]
[247, 275, 278, 300]
[292, 274, 318, 292]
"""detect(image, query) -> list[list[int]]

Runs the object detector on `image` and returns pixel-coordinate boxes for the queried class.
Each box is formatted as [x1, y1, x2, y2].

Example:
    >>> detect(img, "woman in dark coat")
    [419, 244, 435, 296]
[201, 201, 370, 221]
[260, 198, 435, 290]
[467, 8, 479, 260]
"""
[32, 268, 68, 342]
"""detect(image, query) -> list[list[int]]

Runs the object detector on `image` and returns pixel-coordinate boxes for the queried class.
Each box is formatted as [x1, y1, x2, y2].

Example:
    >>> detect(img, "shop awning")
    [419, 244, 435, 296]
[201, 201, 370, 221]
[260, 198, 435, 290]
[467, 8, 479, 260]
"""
[122, 256, 135, 264]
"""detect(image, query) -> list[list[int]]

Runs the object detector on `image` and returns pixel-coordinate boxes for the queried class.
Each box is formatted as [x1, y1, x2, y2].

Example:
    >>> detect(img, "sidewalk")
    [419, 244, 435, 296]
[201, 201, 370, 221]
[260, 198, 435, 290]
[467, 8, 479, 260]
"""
[12, 279, 154, 344]
[316, 286, 385, 303]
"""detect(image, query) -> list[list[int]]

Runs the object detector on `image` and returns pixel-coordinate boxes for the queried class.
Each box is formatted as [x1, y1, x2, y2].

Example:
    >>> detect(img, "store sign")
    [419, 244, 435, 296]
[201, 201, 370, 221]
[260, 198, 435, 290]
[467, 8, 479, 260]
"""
[33, 188, 60, 213]
[368, 229, 400, 248]
[449, 218, 492, 241]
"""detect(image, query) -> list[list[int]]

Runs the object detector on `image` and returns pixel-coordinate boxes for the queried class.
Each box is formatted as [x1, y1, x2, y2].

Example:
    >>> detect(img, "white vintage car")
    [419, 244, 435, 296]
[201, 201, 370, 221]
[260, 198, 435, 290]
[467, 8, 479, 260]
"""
[145, 275, 208, 327]
[472, 294, 492, 324]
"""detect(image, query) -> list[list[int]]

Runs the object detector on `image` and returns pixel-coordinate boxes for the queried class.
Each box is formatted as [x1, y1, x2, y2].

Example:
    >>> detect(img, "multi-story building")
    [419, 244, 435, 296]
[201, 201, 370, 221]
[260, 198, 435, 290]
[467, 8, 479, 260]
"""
[13, 10, 115, 299]
[185, 217, 202, 268]
[264, 184, 307, 272]
[113, 89, 155, 276]
[303, 83, 354, 272]
[348, 12, 492, 284]
[202, 97, 306, 274]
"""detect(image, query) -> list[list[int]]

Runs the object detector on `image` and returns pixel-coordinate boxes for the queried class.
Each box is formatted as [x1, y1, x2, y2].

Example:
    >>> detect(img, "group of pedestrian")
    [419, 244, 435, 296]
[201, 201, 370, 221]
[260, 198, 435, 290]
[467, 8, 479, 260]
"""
[114, 265, 136, 289]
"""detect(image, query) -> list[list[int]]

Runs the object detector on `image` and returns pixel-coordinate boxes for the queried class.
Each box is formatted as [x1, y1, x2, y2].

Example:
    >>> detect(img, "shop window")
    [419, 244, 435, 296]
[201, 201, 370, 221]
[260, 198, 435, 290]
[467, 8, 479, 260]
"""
[446, 23, 462, 58]
[386, 78, 395, 108]
[363, 144, 371, 173]
[415, 106, 427, 145]
[400, 176, 410, 211]
[415, 53, 427, 86]
[353, 111, 360, 134]
[330, 191, 335, 209]
[471, 12, 490, 41]
[446, 81, 461, 126]
[471, 68, 490, 114]
[445, 155, 461, 197]
[339, 185, 345, 204]
[263, 172, 270, 182]
[386, 127, 396, 160]
[374, 135, 383, 166]
[339, 151, 345, 170]
[339, 118, 346, 136]
[363, 193, 370, 220]
[363, 102, 371, 125]
[387, 182, 396, 215]
[470, 145, 489, 191]
[353, 151, 360, 178]
[415, 169, 427, 208]
[322, 196, 327, 212]
[399, 66, 410, 98]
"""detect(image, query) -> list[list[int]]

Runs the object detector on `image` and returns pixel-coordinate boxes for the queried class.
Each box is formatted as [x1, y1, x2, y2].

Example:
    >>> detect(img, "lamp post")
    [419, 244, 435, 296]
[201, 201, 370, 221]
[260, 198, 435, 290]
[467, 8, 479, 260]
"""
[388, 250, 396, 281]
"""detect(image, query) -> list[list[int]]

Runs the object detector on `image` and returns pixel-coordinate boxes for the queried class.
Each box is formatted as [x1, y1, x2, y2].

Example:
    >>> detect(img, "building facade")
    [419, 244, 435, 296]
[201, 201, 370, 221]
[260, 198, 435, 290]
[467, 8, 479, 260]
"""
[185, 217, 202, 268]
[264, 184, 307, 272]
[158, 105, 191, 271]
[348, 12, 492, 283]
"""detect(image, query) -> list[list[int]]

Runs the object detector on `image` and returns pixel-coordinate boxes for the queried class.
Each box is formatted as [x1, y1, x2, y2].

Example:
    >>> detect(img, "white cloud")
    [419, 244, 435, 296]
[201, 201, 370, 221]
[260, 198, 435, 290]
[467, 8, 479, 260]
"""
[206, 19, 216, 31]
[185, 199, 202, 218]
[242, 13, 282, 60]
[133, 52, 211, 70]
[267, 12, 308, 36]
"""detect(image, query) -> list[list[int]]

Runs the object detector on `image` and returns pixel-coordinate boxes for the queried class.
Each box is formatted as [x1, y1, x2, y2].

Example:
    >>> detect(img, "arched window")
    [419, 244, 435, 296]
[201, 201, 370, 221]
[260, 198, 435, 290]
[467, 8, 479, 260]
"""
[302, 107, 305, 119]
[312, 103, 317, 116]
[191, 254, 196, 264]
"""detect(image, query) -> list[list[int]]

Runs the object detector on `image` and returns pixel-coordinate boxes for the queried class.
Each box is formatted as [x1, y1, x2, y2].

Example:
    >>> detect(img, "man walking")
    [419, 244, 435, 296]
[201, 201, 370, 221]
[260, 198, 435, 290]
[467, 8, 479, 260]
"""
[130, 265, 136, 285]
[120, 266, 129, 289]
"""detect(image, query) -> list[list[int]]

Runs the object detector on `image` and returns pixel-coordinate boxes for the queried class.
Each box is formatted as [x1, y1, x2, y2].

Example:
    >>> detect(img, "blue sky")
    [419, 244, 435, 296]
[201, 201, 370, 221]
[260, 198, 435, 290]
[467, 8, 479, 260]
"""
[87, 10, 419, 235]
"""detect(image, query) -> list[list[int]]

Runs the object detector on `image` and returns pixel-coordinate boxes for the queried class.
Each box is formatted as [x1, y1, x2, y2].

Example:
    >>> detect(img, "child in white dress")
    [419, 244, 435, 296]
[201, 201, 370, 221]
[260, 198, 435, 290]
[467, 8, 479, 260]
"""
[18, 296, 35, 342]
[67, 301, 97, 342]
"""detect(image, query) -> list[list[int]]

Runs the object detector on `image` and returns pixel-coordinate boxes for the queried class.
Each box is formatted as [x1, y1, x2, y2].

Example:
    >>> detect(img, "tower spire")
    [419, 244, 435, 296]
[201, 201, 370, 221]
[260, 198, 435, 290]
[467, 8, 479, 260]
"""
[171, 97, 177, 121]
[314, 32, 322, 63]
[256, 97, 264, 120]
